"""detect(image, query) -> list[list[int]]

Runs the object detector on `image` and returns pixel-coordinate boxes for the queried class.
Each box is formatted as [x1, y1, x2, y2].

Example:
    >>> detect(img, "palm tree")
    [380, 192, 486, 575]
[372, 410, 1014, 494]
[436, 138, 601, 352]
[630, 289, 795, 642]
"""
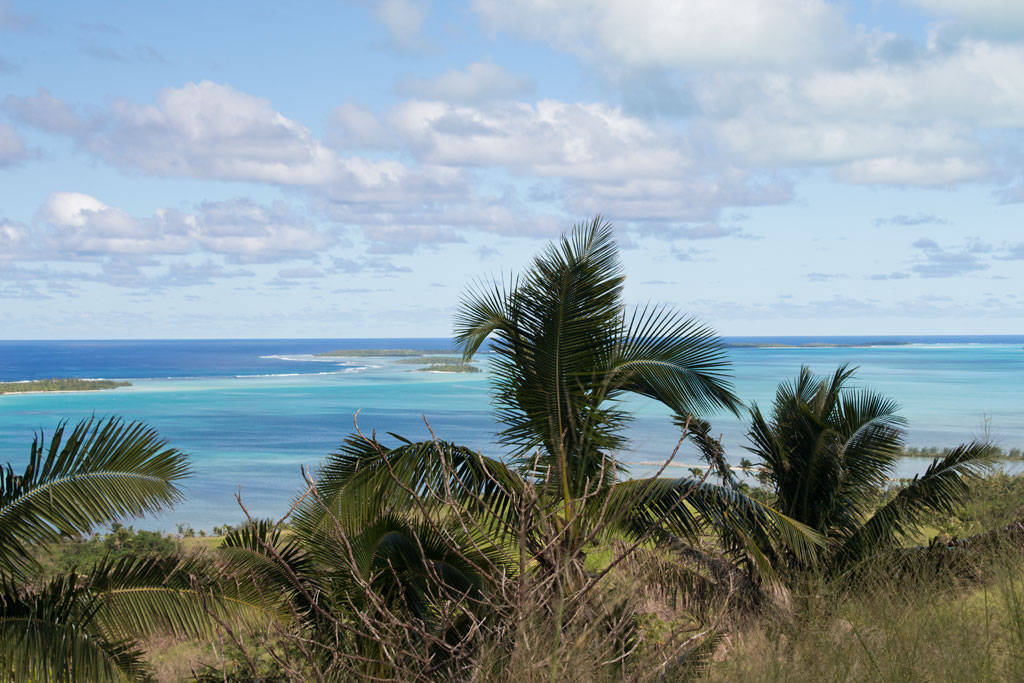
[0, 416, 231, 681]
[746, 364, 994, 572]
[213, 218, 823, 680]
[293, 217, 819, 583]
[306, 217, 818, 564]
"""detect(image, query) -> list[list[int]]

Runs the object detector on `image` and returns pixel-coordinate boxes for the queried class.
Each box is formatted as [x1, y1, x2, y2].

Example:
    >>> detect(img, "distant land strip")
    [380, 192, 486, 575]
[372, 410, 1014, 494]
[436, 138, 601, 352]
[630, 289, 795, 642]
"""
[414, 362, 481, 374]
[726, 341, 912, 348]
[0, 378, 132, 394]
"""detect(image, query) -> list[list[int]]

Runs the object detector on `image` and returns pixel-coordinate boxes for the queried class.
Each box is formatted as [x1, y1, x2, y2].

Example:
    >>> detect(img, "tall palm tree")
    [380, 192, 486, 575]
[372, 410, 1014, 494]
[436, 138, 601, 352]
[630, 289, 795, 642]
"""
[746, 364, 994, 571]
[215, 218, 823, 680]
[297, 217, 820, 582]
[0, 417, 231, 681]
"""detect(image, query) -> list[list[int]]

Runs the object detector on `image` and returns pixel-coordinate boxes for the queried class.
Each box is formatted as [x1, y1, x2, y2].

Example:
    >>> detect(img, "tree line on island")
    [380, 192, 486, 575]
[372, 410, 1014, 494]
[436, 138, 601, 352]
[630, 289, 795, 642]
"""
[0, 378, 132, 394]
[2, 218, 1021, 681]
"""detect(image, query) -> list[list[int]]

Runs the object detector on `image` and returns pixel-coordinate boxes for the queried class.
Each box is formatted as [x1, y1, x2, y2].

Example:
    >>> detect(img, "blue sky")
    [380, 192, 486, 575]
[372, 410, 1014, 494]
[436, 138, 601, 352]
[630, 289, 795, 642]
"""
[1, 0, 1022, 338]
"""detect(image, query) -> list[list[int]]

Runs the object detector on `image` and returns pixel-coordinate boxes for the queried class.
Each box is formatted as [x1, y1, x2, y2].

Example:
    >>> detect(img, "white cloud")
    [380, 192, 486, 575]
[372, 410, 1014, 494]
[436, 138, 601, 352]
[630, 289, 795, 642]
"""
[903, 0, 1024, 38]
[193, 198, 336, 263]
[373, 0, 431, 51]
[328, 102, 398, 149]
[395, 62, 535, 102]
[911, 237, 992, 277]
[5, 82, 471, 206]
[388, 99, 690, 179]
[0, 123, 29, 166]
[472, 0, 845, 70]
[837, 156, 988, 185]
[3, 88, 87, 134]
[41, 192, 193, 255]
[0, 219, 29, 259]
[694, 40, 1024, 184]
[93, 81, 339, 185]
[26, 192, 334, 264]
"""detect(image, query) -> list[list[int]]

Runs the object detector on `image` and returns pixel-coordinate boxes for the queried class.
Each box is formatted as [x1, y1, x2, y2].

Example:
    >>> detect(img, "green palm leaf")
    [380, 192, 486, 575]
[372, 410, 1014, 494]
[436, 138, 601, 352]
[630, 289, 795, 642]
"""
[840, 441, 995, 564]
[0, 573, 148, 682]
[0, 417, 190, 579]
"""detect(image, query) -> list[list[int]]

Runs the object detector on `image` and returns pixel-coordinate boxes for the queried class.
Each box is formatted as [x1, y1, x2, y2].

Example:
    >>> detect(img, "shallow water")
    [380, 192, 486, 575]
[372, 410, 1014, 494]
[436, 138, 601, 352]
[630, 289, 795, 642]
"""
[0, 337, 1021, 529]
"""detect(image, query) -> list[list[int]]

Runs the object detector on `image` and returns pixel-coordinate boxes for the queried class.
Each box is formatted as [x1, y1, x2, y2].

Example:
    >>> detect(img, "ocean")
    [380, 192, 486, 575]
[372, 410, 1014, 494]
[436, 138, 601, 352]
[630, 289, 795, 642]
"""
[1, 336, 1022, 531]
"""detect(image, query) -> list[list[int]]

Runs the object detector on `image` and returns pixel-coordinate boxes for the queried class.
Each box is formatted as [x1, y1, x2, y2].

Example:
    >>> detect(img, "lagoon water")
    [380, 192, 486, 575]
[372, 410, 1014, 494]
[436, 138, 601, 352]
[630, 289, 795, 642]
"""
[1, 336, 1021, 530]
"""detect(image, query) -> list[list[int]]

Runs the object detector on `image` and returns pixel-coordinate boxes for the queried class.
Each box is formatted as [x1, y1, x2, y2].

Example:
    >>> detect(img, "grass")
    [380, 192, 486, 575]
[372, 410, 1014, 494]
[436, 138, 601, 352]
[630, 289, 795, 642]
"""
[38, 473, 1022, 681]
[702, 552, 1024, 682]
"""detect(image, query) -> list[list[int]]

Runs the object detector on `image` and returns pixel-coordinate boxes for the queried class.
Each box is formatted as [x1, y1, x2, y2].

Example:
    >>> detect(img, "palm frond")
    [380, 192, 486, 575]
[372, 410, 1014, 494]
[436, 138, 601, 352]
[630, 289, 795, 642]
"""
[840, 441, 996, 565]
[613, 305, 740, 418]
[293, 434, 523, 546]
[597, 477, 823, 582]
[87, 552, 260, 641]
[0, 417, 190, 579]
[0, 572, 149, 682]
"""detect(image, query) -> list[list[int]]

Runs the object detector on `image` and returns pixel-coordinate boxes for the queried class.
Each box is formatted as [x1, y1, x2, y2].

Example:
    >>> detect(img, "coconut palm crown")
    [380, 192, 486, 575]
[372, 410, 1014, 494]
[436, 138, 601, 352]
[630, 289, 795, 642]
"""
[747, 364, 994, 570]
[0, 417, 233, 681]
[296, 217, 821, 577]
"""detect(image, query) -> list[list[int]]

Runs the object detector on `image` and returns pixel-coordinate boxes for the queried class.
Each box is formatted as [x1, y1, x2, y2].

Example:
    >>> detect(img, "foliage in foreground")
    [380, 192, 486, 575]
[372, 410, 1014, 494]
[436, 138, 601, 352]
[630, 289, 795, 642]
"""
[0, 417, 242, 681]
[705, 549, 1024, 682]
[743, 364, 995, 573]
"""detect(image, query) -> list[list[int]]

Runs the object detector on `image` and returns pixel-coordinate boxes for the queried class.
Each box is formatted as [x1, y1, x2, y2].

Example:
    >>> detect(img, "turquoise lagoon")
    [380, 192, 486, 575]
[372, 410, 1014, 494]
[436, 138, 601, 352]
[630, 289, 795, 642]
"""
[0, 337, 1021, 530]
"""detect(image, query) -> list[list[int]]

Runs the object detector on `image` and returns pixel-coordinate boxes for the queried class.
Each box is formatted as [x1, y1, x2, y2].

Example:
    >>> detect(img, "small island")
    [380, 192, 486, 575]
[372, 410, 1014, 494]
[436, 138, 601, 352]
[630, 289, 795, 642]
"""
[414, 362, 481, 374]
[0, 378, 132, 395]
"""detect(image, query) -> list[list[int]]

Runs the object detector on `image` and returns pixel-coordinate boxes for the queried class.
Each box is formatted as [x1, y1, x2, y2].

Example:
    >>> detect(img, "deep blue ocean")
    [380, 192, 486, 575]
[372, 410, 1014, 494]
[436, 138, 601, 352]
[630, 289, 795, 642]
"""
[1, 336, 1022, 531]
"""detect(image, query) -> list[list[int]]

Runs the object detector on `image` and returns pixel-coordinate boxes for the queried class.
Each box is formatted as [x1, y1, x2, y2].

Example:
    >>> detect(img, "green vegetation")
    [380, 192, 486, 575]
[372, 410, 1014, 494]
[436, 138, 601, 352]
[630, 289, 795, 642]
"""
[4, 217, 1023, 681]
[414, 361, 481, 373]
[0, 417, 238, 681]
[0, 377, 131, 394]
[904, 444, 1024, 459]
[38, 525, 181, 579]
[314, 348, 456, 357]
[743, 364, 992, 572]
[393, 355, 483, 372]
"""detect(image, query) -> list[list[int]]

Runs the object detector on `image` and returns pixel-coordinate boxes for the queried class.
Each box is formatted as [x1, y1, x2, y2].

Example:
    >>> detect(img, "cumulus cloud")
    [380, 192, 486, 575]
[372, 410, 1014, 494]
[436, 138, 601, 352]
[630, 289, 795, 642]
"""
[395, 62, 535, 102]
[468, 2, 1024, 188]
[373, 0, 432, 51]
[911, 237, 991, 277]
[40, 192, 194, 256]
[0, 219, 29, 259]
[4, 82, 461, 202]
[0, 123, 31, 166]
[695, 39, 1024, 185]
[995, 242, 1024, 260]
[365, 225, 465, 254]
[193, 198, 336, 263]
[472, 0, 845, 70]
[903, 0, 1024, 39]
[17, 192, 335, 265]
[875, 213, 948, 226]
[329, 256, 412, 274]
[3, 88, 88, 134]
[388, 99, 690, 178]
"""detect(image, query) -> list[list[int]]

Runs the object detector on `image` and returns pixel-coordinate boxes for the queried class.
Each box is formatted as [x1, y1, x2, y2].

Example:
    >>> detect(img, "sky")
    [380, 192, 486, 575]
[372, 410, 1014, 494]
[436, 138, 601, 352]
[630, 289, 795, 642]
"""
[0, 0, 1022, 339]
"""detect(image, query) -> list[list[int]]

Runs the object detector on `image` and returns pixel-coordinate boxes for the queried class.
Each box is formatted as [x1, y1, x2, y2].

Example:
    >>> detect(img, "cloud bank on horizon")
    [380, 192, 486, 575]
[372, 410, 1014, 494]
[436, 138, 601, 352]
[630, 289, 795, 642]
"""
[0, 0, 1021, 338]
